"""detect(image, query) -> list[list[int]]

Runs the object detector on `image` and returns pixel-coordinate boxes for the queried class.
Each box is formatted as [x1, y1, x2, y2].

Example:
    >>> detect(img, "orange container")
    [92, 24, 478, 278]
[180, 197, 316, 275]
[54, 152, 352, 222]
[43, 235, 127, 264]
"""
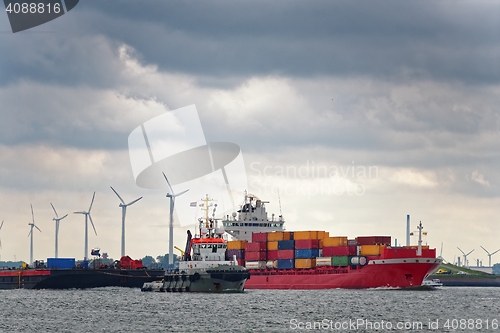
[295, 258, 316, 269]
[294, 231, 326, 240]
[267, 232, 284, 242]
[283, 232, 292, 241]
[267, 241, 279, 251]
[227, 240, 247, 250]
[322, 237, 348, 247]
[359, 244, 385, 256]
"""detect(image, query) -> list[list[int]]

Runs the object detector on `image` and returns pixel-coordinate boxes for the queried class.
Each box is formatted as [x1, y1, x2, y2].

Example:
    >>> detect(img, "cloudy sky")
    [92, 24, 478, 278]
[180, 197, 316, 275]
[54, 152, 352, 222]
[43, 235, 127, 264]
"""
[0, 1, 498, 266]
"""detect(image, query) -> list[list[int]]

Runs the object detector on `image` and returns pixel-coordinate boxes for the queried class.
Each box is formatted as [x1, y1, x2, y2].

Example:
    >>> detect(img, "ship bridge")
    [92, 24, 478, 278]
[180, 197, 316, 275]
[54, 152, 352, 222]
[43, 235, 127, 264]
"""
[222, 193, 284, 241]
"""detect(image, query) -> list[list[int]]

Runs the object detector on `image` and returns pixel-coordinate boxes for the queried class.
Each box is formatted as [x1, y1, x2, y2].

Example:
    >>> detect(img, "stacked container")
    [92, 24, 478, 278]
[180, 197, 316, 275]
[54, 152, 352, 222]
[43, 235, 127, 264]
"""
[245, 233, 268, 268]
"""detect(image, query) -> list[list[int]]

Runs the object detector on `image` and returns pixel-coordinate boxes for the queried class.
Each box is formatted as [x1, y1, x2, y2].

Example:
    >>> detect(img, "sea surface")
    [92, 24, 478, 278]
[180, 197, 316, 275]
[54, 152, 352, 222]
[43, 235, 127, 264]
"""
[1, 287, 499, 332]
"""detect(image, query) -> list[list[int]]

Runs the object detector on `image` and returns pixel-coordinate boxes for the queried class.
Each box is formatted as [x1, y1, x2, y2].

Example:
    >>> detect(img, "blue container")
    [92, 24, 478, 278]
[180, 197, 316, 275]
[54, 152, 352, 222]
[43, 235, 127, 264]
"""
[294, 249, 319, 259]
[278, 240, 294, 250]
[277, 259, 294, 269]
[47, 258, 75, 269]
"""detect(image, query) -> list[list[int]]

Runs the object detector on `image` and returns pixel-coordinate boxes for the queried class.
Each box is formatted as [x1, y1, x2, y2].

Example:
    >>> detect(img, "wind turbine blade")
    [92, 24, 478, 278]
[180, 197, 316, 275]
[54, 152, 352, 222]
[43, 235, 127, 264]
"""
[89, 192, 96, 212]
[480, 246, 489, 254]
[162, 172, 174, 195]
[89, 214, 97, 236]
[50, 203, 59, 218]
[491, 249, 500, 255]
[60, 214, 68, 220]
[35, 225, 42, 232]
[174, 189, 189, 197]
[457, 247, 465, 255]
[126, 197, 143, 206]
[0, 238, 2, 249]
[31, 204, 35, 224]
[467, 249, 474, 256]
[74, 211, 86, 214]
[110, 186, 125, 204]
[28, 228, 32, 237]
[0, 220, 3, 230]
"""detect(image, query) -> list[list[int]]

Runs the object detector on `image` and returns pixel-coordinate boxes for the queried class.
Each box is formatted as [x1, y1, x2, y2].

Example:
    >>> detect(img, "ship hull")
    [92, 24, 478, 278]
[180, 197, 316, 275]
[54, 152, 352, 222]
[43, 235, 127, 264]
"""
[0, 268, 165, 290]
[142, 266, 250, 293]
[244, 258, 441, 289]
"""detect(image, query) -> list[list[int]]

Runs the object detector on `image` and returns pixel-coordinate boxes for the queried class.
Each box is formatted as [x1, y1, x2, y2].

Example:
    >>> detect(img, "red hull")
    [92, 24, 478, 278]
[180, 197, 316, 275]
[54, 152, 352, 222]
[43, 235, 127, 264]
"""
[245, 258, 441, 289]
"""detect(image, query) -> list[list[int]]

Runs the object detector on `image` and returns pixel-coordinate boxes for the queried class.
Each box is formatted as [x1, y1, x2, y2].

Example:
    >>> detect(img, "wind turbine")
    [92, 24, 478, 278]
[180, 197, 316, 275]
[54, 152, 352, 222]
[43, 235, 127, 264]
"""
[50, 203, 68, 258]
[480, 246, 500, 267]
[74, 192, 97, 261]
[110, 186, 143, 257]
[0, 220, 4, 249]
[162, 172, 188, 269]
[28, 205, 42, 266]
[457, 247, 474, 267]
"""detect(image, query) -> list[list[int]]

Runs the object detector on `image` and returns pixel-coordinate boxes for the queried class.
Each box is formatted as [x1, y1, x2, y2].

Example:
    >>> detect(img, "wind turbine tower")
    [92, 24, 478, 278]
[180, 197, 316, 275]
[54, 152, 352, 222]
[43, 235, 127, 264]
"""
[74, 192, 97, 261]
[457, 247, 474, 268]
[110, 186, 142, 257]
[0, 220, 4, 250]
[480, 246, 500, 267]
[50, 203, 68, 258]
[162, 172, 188, 268]
[28, 205, 42, 266]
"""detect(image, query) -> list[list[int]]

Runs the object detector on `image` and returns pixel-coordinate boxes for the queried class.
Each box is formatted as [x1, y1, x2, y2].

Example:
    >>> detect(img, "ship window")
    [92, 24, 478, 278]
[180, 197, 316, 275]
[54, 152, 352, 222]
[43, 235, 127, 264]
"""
[218, 244, 223, 248]
[201, 244, 207, 248]
[207, 244, 212, 248]
[212, 246, 217, 253]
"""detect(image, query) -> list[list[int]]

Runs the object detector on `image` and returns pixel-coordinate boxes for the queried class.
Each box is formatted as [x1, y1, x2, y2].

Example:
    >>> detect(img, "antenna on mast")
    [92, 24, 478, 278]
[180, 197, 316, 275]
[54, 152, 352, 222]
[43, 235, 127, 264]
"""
[278, 189, 283, 219]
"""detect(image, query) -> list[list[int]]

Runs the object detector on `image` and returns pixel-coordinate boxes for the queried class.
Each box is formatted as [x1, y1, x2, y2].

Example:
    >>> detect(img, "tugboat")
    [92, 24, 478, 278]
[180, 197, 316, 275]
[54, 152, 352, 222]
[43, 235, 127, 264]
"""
[141, 195, 250, 293]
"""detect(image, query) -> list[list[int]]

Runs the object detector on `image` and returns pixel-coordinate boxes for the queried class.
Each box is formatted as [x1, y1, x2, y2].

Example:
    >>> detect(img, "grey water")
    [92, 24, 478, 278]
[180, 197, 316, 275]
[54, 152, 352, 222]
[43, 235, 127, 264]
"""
[1, 287, 499, 332]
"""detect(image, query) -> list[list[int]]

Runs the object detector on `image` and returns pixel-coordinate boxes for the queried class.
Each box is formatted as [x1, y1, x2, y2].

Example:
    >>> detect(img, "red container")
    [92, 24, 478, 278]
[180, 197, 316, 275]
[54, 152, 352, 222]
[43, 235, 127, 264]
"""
[237, 259, 244, 266]
[252, 232, 268, 242]
[245, 251, 267, 261]
[277, 249, 294, 260]
[294, 239, 319, 249]
[381, 247, 416, 259]
[348, 245, 357, 256]
[322, 246, 349, 256]
[356, 236, 391, 246]
[245, 242, 267, 252]
[267, 250, 279, 260]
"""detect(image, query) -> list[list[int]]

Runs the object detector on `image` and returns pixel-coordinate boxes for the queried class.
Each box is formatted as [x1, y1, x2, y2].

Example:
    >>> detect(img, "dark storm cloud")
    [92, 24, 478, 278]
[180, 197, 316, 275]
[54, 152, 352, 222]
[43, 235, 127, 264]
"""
[72, 0, 500, 84]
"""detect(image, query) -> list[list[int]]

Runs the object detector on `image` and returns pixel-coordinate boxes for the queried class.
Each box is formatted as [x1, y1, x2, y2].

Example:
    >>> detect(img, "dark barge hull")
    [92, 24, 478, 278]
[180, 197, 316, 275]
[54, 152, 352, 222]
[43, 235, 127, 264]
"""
[0, 268, 165, 289]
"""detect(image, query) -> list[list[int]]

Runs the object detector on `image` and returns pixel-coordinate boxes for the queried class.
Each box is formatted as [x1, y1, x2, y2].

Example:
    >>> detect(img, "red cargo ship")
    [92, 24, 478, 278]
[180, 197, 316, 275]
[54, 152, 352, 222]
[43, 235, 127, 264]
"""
[223, 193, 441, 289]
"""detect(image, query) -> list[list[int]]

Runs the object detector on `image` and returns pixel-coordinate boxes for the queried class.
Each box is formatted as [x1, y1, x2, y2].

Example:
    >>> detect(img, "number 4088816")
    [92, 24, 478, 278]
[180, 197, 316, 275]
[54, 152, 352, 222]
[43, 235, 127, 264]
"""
[5, 2, 61, 14]
[444, 319, 498, 330]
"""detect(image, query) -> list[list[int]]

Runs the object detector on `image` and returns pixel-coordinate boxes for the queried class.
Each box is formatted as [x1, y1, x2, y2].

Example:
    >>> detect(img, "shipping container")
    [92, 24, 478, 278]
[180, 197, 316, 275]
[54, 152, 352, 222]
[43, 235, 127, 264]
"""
[245, 242, 267, 252]
[277, 240, 294, 250]
[295, 248, 320, 259]
[266, 260, 278, 269]
[277, 259, 294, 269]
[322, 246, 349, 257]
[46, 258, 75, 269]
[359, 245, 385, 256]
[277, 249, 294, 260]
[322, 237, 348, 247]
[245, 261, 266, 269]
[267, 241, 279, 251]
[348, 245, 357, 256]
[267, 250, 279, 261]
[348, 239, 358, 246]
[356, 236, 391, 246]
[237, 259, 245, 266]
[295, 258, 316, 269]
[226, 249, 245, 260]
[293, 230, 324, 240]
[350, 256, 367, 266]
[294, 239, 319, 249]
[227, 240, 247, 250]
[252, 232, 268, 243]
[245, 251, 267, 261]
[315, 257, 333, 267]
[284, 231, 293, 240]
[331, 256, 350, 267]
[267, 231, 284, 241]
